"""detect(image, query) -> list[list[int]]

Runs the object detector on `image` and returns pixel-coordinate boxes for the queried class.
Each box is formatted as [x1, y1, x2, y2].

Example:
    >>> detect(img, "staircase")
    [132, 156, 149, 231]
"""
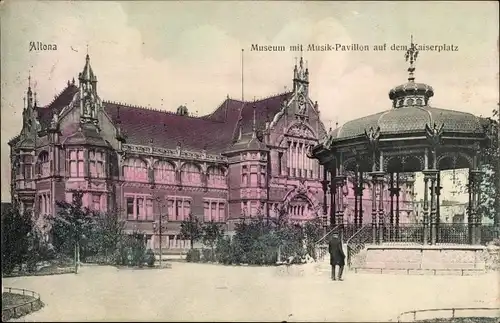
[313, 224, 369, 275]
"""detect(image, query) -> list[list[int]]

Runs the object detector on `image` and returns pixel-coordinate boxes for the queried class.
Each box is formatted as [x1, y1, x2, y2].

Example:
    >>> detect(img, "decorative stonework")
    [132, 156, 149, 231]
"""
[123, 144, 228, 163]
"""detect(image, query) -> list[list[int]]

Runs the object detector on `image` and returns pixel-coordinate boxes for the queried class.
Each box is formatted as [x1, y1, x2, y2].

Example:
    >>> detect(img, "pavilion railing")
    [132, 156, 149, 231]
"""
[437, 223, 469, 244]
[382, 223, 425, 244]
[314, 224, 362, 261]
[480, 224, 500, 245]
[346, 224, 372, 268]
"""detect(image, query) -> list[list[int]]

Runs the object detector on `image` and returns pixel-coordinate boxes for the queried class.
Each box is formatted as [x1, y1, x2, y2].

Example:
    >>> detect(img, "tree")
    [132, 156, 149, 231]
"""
[179, 213, 203, 249]
[304, 217, 323, 259]
[478, 107, 499, 223]
[50, 191, 95, 273]
[201, 220, 224, 260]
[1, 205, 33, 274]
[92, 207, 126, 264]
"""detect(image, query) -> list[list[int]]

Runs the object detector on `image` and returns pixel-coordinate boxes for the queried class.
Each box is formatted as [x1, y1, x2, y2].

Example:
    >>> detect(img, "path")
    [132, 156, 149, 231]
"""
[3, 263, 498, 322]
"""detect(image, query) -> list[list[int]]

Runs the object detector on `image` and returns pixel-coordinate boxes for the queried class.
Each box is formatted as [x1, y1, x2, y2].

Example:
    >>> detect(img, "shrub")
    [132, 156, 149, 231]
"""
[202, 248, 216, 262]
[186, 249, 201, 262]
[146, 249, 155, 267]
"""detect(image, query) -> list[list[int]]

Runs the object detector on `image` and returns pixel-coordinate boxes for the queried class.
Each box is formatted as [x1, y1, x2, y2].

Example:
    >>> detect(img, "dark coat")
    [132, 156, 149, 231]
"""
[328, 237, 345, 266]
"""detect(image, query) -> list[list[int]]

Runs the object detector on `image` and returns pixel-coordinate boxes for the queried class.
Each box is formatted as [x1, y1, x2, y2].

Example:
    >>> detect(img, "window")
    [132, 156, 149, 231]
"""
[89, 150, 105, 178]
[37, 151, 50, 177]
[242, 201, 248, 216]
[260, 166, 266, 186]
[286, 140, 314, 179]
[278, 152, 283, 175]
[125, 194, 154, 220]
[38, 192, 51, 215]
[166, 196, 191, 221]
[154, 161, 176, 184]
[241, 166, 248, 186]
[68, 149, 85, 177]
[92, 194, 102, 212]
[250, 165, 258, 186]
[123, 158, 148, 182]
[180, 163, 201, 185]
[218, 203, 225, 222]
[207, 166, 225, 187]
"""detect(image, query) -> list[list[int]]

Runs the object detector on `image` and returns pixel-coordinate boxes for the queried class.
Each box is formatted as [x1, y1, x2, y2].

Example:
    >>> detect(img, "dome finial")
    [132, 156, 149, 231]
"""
[405, 35, 419, 83]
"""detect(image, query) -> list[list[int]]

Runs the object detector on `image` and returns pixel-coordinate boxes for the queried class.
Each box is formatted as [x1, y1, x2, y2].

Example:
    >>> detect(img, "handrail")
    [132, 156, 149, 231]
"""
[346, 224, 372, 268]
[315, 224, 341, 245]
[397, 307, 499, 322]
[347, 225, 369, 245]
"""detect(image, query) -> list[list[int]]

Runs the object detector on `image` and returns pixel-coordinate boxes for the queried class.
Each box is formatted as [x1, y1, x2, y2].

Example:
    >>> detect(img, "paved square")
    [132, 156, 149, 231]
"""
[3, 263, 499, 322]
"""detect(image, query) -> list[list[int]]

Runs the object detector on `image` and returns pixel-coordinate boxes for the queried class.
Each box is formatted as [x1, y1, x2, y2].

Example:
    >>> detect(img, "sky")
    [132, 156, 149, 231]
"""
[1, 1, 498, 202]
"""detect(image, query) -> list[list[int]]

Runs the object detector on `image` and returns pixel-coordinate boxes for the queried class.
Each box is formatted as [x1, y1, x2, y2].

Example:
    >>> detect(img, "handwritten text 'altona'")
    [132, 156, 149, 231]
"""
[251, 43, 459, 53]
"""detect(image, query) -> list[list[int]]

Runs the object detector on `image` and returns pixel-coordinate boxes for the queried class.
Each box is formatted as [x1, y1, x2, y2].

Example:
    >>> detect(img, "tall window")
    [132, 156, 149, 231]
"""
[180, 163, 201, 186]
[166, 196, 191, 221]
[68, 149, 85, 177]
[278, 152, 283, 175]
[260, 166, 266, 186]
[241, 166, 248, 186]
[250, 165, 258, 187]
[91, 193, 106, 212]
[207, 166, 225, 187]
[286, 140, 315, 178]
[37, 151, 50, 177]
[38, 192, 51, 215]
[89, 150, 105, 178]
[154, 161, 176, 184]
[123, 158, 148, 182]
[125, 194, 154, 220]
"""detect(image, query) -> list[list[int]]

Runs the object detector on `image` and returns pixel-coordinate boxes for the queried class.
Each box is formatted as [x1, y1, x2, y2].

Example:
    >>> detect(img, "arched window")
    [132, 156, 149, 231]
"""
[123, 158, 148, 182]
[181, 163, 202, 186]
[207, 166, 225, 187]
[37, 151, 50, 177]
[154, 161, 176, 184]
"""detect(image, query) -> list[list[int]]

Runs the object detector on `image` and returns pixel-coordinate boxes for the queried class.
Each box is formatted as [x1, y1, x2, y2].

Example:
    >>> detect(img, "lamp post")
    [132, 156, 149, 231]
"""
[154, 196, 168, 268]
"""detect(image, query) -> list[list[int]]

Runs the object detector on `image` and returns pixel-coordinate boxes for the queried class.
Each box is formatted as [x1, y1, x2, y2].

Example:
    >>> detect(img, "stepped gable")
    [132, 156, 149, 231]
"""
[37, 84, 79, 128]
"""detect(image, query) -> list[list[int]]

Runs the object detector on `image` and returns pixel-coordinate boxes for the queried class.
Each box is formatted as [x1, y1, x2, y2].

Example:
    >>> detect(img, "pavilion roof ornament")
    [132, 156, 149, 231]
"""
[388, 36, 433, 109]
[405, 35, 419, 83]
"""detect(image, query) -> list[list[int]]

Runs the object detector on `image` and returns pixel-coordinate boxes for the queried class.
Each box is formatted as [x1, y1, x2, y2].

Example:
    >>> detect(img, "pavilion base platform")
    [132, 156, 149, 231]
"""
[350, 244, 488, 276]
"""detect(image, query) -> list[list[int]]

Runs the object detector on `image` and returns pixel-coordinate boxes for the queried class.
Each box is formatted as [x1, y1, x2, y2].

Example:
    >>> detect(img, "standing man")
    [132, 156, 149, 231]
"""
[328, 233, 346, 281]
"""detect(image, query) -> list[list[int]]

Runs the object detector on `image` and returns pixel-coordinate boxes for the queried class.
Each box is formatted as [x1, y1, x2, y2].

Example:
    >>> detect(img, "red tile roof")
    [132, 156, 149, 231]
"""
[35, 82, 291, 153]
[103, 92, 291, 153]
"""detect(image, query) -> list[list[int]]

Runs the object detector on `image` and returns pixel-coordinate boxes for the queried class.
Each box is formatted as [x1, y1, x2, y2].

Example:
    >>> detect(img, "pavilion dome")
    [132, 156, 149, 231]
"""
[331, 42, 484, 142]
[333, 105, 484, 141]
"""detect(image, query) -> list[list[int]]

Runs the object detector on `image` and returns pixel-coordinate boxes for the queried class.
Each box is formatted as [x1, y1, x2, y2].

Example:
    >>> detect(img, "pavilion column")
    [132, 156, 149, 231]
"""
[467, 169, 476, 244]
[422, 174, 430, 245]
[336, 155, 346, 229]
[468, 168, 482, 244]
[389, 173, 395, 240]
[321, 167, 329, 218]
[429, 171, 438, 245]
[358, 171, 364, 227]
[329, 165, 337, 229]
[354, 172, 358, 226]
[395, 172, 401, 239]
[377, 152, 385, 244]
[435, 172, 442, 242]
[474, 170, 483, 245]
[370, 173, 378, 244]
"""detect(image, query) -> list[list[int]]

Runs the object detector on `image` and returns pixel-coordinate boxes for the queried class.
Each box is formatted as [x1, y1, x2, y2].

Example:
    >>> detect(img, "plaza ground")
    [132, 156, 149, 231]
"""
[3, 262, 499, 322]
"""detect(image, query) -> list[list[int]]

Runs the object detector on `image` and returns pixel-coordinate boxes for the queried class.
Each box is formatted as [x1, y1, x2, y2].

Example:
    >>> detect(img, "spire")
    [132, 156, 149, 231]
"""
[26, 72, 34, 108]
[252, 104, 257, 139]
[79, 52, 97, 83]
[405, 35, 419, 83]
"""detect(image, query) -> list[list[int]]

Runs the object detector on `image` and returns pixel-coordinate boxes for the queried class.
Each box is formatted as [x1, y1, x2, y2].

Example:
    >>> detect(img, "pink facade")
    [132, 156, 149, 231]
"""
[9, 55, 415, 249]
